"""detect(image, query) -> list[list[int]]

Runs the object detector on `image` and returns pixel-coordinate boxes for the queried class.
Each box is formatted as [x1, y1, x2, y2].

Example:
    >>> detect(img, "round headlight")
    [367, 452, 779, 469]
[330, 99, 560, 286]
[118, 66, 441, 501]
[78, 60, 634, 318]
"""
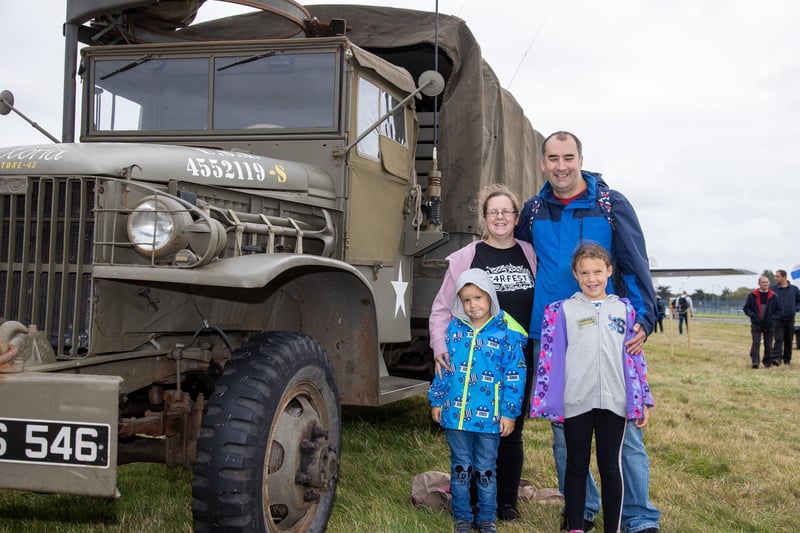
[127, 196, 191, 259]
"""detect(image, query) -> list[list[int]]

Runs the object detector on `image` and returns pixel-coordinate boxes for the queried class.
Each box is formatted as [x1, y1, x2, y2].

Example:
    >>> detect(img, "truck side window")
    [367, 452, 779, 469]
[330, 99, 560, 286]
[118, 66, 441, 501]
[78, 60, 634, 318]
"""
[356, 77, 407, 160]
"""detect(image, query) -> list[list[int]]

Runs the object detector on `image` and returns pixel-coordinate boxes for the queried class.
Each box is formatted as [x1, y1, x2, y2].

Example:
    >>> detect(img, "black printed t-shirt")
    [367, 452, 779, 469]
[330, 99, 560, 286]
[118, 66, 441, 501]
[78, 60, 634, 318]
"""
[471, 242, 535, 333]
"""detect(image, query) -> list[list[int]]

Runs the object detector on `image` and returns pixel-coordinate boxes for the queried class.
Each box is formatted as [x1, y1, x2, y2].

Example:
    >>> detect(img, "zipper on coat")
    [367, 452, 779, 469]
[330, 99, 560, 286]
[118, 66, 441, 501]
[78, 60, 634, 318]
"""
[457, 317, 492, 430]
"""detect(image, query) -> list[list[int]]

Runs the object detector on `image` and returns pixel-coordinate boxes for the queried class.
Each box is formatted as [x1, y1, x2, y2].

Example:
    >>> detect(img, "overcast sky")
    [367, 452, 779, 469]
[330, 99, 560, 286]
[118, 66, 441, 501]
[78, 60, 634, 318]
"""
[2, 1, 798, 295]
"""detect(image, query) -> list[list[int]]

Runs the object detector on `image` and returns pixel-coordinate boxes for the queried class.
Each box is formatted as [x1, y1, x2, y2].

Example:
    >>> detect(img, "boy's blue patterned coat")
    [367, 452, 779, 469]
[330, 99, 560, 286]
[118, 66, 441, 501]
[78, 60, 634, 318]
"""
[428, 269, 528, 434]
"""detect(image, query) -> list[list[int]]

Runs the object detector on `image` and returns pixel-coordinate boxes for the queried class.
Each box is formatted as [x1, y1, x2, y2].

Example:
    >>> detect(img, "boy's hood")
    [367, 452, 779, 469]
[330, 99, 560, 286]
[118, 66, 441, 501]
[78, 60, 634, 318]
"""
[450, 268, 501, 321]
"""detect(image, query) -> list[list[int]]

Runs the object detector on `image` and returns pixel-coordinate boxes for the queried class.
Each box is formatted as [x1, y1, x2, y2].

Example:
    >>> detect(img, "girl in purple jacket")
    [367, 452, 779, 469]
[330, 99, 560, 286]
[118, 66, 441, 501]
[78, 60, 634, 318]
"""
[530, 244, 653, 533]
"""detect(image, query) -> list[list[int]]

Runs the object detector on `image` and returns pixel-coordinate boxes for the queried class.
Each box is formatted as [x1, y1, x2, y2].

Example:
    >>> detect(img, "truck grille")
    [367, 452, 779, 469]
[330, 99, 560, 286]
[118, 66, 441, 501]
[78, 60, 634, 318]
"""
[0, 177, 94, 357]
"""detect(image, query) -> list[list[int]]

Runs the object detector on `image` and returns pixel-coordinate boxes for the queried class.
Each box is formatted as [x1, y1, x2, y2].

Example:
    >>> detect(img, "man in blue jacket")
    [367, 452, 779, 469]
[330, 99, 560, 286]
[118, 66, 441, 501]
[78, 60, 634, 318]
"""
[516, 131, 660, 533]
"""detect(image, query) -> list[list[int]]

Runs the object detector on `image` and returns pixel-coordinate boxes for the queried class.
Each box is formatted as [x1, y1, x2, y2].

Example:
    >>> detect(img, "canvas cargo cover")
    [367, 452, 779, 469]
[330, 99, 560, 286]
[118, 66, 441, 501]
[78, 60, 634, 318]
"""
[179, 3, 545, 235]
[306, 5, 545, 234]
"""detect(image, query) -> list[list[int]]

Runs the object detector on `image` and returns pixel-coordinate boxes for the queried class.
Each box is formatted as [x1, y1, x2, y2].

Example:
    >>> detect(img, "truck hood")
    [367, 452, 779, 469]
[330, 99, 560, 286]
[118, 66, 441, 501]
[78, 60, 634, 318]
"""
[0, 142, 333, 196]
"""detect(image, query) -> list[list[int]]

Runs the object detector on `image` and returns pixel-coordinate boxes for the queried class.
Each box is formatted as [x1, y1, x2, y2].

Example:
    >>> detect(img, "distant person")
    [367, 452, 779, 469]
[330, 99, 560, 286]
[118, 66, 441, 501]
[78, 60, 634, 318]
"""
[676, 291, 693, 334]
[516, 130, 660, 533]
[770, 269, 800, 365]
[430, 184, 536, 521]
[531, 244, 653, 533]
[743, 275, 783, 368]
[428, 268, 527, 533]
[655, 296, 665, 333]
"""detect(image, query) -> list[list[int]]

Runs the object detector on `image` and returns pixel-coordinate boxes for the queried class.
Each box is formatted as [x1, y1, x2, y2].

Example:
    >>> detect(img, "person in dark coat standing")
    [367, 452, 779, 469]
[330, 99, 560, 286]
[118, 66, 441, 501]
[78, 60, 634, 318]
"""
[676, 291, 693, 335]
[770, 269, 800, 365]
[655, 296, 665, 333]
[743, 275, 784, 368]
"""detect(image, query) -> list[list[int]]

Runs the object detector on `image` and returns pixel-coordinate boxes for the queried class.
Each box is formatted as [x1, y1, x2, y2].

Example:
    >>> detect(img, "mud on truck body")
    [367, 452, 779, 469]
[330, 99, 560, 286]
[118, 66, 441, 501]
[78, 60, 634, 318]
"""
[0, 1, 543, 531]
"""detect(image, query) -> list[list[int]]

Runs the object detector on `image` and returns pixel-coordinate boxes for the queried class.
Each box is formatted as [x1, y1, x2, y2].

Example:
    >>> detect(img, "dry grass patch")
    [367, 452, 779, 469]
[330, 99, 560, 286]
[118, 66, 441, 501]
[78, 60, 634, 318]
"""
[1, 320, 798, 532]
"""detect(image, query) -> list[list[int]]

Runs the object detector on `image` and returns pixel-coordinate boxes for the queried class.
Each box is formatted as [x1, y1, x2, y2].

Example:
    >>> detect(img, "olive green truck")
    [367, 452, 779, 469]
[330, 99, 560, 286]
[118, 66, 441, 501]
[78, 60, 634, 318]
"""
[0, 1, 542, 530]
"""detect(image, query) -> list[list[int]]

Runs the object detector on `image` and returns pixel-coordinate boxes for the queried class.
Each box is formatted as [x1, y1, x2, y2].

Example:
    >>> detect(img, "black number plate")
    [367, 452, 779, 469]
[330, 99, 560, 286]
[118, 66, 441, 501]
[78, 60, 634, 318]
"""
[0, 417, 110, 467]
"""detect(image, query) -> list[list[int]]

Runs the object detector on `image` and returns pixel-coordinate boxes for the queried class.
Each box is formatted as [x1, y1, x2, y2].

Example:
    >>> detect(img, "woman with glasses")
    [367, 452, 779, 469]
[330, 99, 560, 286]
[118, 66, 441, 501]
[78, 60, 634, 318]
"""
[429, 183, 536, 523]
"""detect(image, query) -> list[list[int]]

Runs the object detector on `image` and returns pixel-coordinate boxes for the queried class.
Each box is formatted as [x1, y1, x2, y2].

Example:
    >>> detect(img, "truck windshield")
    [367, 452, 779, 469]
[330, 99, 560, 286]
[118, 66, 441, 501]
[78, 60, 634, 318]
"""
[90, 51, 337, 133]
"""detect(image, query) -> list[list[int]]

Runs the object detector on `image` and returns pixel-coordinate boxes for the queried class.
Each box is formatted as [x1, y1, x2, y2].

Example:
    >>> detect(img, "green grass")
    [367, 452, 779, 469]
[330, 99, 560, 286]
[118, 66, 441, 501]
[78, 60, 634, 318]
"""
[1, 320, 799, 532]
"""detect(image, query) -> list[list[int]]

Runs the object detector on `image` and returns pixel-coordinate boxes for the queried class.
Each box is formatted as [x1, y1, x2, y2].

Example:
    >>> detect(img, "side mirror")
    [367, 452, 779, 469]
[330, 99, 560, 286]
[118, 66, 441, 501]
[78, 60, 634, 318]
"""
[0, 89, 61, 143]
[344, 70, 446, 154]
[418, 71, 445, 97]
[0, 90, 14, 116]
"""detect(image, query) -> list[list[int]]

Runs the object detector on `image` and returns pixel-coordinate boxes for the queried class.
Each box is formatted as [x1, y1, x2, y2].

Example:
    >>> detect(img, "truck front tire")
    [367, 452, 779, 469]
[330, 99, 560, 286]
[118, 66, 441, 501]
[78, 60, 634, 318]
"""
[192, 331, 341, 532]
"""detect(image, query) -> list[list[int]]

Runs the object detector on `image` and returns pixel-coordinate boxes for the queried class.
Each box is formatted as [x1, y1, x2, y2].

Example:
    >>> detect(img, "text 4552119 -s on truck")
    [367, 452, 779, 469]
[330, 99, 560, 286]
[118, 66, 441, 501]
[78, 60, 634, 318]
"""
[0, 1, 543, 530]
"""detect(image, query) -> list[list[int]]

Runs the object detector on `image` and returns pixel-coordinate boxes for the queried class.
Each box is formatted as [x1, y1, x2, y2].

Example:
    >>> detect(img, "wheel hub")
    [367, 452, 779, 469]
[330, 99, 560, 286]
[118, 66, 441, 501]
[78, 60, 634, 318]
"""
[264, 382, 339, 530]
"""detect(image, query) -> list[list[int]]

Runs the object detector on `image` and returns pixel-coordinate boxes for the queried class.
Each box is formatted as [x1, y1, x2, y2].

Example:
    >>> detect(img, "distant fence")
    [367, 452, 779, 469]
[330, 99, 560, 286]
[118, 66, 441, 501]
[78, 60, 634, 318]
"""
[665, 296, 747, 317]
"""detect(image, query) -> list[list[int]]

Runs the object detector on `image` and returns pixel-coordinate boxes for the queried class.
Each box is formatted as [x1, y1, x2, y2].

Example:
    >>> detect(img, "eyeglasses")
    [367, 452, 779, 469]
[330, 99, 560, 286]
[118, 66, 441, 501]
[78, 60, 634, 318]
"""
[485, 209, 517, 218]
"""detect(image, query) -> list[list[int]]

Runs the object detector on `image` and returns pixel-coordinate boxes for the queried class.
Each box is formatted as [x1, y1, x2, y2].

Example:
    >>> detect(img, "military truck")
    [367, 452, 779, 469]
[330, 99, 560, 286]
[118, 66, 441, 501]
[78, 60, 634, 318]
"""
[0, 1, 542, 531]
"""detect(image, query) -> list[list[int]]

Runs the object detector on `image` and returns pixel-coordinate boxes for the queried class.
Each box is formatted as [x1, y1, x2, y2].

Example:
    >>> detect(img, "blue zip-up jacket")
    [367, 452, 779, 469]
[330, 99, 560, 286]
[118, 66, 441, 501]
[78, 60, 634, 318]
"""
[515, 171, 656, 339]
[428, 269, 528, 434]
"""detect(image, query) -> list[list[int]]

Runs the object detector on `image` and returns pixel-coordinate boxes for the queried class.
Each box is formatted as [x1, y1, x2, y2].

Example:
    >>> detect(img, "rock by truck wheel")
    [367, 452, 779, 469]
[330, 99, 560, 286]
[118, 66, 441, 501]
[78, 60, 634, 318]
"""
[192, 331, 341, 532]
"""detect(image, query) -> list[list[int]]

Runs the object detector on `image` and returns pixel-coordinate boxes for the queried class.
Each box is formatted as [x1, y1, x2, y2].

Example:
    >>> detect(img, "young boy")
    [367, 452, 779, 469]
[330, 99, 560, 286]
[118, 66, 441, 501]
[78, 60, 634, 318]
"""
[530, 244, 653, 533]
[428, 268, 527, 533]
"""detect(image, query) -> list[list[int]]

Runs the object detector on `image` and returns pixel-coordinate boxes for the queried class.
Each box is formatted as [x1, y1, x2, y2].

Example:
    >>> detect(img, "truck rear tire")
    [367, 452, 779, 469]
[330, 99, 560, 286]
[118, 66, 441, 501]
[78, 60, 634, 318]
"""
[192, 331, 341, 532]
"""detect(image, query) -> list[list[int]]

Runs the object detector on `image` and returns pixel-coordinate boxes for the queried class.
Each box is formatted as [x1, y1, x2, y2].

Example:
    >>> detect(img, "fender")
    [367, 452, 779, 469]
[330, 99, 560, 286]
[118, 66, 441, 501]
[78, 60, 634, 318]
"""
[93, 253, 370, 290]
[93, 255, 381, 405]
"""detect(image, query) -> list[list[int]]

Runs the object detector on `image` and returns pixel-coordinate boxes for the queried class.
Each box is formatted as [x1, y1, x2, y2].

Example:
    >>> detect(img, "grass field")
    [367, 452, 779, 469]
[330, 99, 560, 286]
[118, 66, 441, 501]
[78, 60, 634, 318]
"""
[1, 319, 798, 532]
